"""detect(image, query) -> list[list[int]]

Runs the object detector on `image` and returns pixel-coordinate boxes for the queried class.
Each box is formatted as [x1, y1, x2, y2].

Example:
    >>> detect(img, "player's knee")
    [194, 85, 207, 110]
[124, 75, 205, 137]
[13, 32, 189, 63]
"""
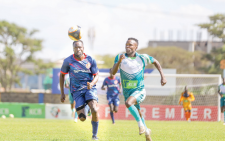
[79, 113, 86, 122]
[125, 101, 132, 108]
[91, 107, 98, 114]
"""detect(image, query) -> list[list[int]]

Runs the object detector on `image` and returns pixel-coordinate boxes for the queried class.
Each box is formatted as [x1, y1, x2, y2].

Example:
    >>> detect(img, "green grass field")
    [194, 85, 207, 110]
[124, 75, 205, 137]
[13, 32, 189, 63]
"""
[0, 118, 225, 141]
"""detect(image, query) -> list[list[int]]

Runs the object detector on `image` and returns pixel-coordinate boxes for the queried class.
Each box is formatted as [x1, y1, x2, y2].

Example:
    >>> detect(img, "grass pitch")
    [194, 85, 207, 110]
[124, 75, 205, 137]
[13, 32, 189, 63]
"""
[0, 118, 225, 141]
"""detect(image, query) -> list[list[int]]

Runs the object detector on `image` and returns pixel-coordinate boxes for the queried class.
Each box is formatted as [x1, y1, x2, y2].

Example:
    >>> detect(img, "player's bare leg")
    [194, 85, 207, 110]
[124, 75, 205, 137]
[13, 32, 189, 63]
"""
[109, 104, 115, 124]
[222, 106, 225, 125]
[114, 105, 118, 113]
[125, 96, 145, 135]
[76, 107, 87, 122]
[73, 101, 78, 122]
[88, 100, 99, 140]
[138, 109, 152, 141]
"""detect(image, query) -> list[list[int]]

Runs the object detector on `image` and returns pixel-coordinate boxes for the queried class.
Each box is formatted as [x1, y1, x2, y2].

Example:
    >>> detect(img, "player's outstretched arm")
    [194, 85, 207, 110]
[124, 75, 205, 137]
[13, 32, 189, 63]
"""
[112, 54, 125, 75]
[87, 73, 99, 90]
[59, 73, 66, 103]
[152, 59, 167, 86]
[218, 88, 223, 97]
[101, 84, 106, 90]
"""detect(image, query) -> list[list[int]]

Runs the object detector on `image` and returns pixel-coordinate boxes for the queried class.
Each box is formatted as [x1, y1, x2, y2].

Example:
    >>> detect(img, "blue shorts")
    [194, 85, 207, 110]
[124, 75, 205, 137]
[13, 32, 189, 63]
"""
[107, 95, 120, 106]
[72, 88, 98, 109]
[221, 97, 225, 107]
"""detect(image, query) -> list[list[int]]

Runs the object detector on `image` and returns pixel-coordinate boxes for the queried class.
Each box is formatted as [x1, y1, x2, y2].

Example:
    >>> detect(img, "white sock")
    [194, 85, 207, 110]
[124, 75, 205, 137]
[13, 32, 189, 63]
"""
[145, 128, 150, 135]
[137, 121, 144, 127]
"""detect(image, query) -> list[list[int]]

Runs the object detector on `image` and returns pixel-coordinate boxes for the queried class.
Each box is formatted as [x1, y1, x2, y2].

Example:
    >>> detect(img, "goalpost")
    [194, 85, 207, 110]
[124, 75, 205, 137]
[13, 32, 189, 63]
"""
[97, 73, 222, 121]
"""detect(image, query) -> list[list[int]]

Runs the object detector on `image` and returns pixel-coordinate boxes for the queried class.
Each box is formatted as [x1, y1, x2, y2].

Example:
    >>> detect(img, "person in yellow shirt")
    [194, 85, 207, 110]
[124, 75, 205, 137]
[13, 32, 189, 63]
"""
[179, 86, 195, 122]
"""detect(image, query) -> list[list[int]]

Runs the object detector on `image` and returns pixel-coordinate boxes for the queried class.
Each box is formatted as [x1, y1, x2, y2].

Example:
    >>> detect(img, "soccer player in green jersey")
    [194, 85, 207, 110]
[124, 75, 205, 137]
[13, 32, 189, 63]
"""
[112, 38, 167, 141]
[64, 76, 78, 122]
[218, 77, 225, 125]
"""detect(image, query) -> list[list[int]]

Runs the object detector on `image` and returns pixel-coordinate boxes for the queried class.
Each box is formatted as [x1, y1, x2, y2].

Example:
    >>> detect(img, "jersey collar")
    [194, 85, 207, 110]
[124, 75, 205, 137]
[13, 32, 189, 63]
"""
[73, 53, 87, 61]
[125, 52, 139, 57]
[108, 76, 115, 80]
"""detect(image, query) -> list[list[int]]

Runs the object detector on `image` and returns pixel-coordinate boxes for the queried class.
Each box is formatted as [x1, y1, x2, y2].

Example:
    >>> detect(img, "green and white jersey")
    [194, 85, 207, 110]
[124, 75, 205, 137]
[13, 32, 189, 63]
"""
[114, 52, 154, 97]
[218, 84, 225, 95]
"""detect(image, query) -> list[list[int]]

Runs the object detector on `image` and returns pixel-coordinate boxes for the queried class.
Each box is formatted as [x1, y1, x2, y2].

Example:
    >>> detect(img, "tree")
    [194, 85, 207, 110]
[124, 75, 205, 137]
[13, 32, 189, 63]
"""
[95, 54, 115, 69]
[137, 47, 209, 74]
[96, 47, 209, 74]
[198, 14, 225, 42]
[201, 45, 225, 74]
[0, 21, 54, 92]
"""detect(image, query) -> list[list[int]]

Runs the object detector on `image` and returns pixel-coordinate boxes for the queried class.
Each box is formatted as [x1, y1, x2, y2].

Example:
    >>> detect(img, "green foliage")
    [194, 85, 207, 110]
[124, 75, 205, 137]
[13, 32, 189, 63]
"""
[95, 54, 115, 69]
[201, 45, 225, 74]
[95, 47, 211, 74]
[0, 20, 54, 92]
[138, 47, 209, 74]
[198, 14, 225, 42]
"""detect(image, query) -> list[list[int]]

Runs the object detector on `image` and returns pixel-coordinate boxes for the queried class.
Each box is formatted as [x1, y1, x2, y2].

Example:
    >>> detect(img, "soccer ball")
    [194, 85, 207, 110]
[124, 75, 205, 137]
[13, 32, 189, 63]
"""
[1, 115, 6, 119]
[9, 114, 14, 118]
[68, 25, 83, 41]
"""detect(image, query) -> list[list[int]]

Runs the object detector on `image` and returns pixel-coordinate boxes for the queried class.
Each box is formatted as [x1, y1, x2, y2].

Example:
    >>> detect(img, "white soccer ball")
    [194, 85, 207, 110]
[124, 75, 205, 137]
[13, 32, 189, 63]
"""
[1, 115, 6, 119]
[9, 114, 14, 118]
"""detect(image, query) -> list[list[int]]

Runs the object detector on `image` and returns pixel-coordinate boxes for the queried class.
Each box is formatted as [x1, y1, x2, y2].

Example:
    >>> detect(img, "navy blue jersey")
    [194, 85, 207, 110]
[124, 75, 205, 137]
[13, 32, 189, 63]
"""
[103, 76, 121, 97]
[61, 53, 99, 92]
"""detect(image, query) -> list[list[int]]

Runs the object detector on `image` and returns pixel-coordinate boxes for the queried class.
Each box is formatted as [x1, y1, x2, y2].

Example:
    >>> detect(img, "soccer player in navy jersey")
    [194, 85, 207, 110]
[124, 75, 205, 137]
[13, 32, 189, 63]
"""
[101, 68, 122, 124]
[59, 40, 99, 140]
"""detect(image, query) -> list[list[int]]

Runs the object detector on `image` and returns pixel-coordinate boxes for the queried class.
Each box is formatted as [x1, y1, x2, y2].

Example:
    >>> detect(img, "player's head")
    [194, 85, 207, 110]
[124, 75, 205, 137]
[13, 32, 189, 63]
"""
[183, 86, 189, 97]
[125, 38, 138, 55]
[109, 68, 114, 77]
[184, 86, 188, 92]
[73, 40, 84, 58]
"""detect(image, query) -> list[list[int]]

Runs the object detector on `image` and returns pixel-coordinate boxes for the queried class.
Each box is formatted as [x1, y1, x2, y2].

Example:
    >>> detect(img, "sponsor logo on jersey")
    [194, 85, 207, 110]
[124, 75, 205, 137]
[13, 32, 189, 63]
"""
[86, 62, 91, 69]
[73, 69, 91, 73]
[108, 84, 118, 88]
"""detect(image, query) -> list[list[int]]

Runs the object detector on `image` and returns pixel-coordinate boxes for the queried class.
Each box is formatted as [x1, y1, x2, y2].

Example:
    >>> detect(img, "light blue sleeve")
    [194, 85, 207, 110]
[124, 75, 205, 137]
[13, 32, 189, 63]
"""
[114, 54, 121, 64]
[140, 54, 154, 65]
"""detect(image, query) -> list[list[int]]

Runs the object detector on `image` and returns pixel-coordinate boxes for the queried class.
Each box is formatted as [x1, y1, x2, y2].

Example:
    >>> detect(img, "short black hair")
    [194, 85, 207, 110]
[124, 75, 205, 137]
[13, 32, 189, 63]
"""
[73, 40, 83, 46]
[128, 37, 139, 46]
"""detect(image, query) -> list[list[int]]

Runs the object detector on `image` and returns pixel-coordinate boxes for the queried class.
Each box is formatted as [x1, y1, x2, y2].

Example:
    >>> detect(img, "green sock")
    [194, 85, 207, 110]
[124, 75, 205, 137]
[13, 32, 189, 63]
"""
[141, 116, 147, 129]
[128, 105, 141, 122]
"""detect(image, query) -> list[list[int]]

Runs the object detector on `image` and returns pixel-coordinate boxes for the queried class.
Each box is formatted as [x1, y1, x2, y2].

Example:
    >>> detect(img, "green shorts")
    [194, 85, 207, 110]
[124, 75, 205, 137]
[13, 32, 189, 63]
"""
[221, 97, 225, 107]
[68, 90, 74, 104]
[124, 89, 146, 110]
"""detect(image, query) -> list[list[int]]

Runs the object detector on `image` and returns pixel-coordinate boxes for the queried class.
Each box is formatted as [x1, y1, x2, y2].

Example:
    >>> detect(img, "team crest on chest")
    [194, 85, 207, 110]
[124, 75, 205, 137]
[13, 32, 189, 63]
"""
[114, 80, 118, 84]
[86, 62, 91, 69]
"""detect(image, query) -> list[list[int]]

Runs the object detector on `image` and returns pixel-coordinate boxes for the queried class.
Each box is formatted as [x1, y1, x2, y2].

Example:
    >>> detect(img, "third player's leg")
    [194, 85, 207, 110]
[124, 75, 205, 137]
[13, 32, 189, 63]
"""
[109, 104, 114, 113]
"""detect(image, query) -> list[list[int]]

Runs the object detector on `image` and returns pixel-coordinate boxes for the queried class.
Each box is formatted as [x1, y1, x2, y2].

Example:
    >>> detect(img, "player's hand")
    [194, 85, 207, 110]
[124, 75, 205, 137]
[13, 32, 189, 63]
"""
[61, 94, 65, 103]
[118, 54, 125, 63]
[161, 77, 167, 86]
[119, 89, 122, 93]
[87, 82, 93, 90]
[101, 87, 105, 90]
[221, 94, 223, 97]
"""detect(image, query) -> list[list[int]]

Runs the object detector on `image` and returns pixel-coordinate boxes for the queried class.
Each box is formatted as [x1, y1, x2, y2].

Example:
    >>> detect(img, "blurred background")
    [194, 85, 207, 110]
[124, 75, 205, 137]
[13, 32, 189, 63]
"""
[0, 0, 225, 121]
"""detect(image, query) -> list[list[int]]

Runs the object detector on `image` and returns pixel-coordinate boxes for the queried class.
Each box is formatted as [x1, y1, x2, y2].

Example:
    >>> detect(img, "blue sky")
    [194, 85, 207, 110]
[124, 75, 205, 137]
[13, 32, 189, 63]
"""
[0, 0, 224, 61]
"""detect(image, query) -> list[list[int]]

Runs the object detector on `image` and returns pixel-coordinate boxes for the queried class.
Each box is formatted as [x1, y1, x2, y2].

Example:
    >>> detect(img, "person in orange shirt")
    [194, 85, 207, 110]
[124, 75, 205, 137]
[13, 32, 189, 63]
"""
[179, 86, 195, 122]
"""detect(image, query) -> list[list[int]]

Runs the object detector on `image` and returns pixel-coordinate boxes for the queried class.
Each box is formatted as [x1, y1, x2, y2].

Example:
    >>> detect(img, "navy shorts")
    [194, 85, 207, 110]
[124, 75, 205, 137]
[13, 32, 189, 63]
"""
[72, 88, 98, 109]
[107, 95, 120, 106]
